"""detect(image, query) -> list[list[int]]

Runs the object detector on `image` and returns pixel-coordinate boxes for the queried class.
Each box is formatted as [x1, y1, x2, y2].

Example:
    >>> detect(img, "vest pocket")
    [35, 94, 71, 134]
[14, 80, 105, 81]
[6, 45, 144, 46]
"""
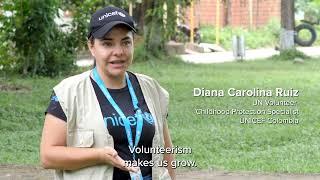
[68, 129, 94, 148]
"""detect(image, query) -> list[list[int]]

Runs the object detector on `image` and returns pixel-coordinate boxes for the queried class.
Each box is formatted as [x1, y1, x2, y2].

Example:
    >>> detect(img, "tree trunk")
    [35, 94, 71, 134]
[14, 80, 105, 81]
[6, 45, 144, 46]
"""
[144, 0, 164, 54]
[224, 0, 232, 26]
[280, 0, 295, 50]
[133, 2, 144, 34]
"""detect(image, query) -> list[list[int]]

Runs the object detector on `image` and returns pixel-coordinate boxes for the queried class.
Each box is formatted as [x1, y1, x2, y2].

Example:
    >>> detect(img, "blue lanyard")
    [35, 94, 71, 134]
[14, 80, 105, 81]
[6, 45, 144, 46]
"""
[92, 68, 143, 160]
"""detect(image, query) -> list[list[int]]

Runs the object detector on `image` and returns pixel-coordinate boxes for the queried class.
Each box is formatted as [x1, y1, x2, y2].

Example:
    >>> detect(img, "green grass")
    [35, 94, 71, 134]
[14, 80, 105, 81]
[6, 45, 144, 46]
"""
[200, 19, 280, 50]
[201, 20, 320, 49]
[1, 58, 320, 173]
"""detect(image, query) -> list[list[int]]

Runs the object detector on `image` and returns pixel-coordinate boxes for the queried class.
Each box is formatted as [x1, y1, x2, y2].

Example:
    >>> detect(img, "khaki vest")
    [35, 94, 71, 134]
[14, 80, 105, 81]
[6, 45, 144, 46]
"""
[53, 70, 171, 180]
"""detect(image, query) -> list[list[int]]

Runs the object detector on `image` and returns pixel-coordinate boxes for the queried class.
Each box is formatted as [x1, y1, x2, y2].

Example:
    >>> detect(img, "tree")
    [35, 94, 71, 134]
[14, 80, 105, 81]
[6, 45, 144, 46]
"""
[62, 0, 190, 58]
[0, 0, 76, 76]
[296, 0, 320, 24]
[143, 0, 191, 57]
[280, 0, 295, 50]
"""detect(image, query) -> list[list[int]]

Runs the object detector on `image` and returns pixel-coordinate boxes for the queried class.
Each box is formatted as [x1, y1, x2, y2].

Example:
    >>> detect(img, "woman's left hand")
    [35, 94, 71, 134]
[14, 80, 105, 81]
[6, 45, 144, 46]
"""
[99, 146, 139, 172]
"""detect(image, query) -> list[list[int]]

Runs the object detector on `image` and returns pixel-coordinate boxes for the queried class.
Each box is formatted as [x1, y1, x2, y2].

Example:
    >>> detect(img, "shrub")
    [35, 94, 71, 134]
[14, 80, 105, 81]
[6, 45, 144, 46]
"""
[269, 49, 310, 61]
[200, 18, 280, 50]
[0, 0, 76, 76]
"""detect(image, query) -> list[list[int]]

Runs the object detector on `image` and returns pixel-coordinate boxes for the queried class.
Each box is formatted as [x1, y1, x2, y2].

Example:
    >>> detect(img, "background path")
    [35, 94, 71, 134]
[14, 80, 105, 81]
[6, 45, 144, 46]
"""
[180, 46, 320, 64]
[76, 46, 320, 67]
[0, 165, 320, 180]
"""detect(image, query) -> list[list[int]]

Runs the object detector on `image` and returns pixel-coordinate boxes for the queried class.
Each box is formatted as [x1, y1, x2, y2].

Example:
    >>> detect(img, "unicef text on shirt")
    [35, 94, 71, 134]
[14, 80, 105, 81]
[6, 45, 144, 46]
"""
[103, 112, 154, 127]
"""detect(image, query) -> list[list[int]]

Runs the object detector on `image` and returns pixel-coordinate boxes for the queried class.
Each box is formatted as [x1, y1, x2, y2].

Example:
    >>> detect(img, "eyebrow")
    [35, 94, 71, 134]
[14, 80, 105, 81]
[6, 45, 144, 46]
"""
[101, 36, 131, 41]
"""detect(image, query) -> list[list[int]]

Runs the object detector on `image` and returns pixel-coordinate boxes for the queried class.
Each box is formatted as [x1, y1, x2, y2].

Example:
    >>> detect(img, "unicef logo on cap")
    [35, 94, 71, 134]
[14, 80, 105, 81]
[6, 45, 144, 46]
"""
[118, 12, 126, 17]
[98, 11, 126, 21]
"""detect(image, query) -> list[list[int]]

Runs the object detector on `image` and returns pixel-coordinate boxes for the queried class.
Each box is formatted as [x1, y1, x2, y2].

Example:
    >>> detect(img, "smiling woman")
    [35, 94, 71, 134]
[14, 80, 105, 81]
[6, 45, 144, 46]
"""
[40, 6, 175, 180]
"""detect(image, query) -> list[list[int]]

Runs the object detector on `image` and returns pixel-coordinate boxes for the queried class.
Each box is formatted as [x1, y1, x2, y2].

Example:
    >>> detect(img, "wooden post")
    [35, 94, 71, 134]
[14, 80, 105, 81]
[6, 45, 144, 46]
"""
[249, 0, 253, 29]
[129, 2, 133, 16]
[176, 4, 180, 25]
[216, 0, 220, 44]
[190, 1, 194, 43]
[163, 2, 167, 29]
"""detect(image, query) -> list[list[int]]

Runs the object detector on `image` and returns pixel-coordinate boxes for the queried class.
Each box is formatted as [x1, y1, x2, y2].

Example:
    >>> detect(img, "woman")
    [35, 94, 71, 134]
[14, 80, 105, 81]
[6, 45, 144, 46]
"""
[40, 6, 175, 180]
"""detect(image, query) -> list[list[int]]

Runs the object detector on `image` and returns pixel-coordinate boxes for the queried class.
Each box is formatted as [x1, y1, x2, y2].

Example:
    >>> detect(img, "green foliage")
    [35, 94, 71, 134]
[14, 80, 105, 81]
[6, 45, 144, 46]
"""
[296, 0, 320, 23]
[144, 1, 166, 52]
[133, 40, 181, 65]
[143, 0, 192, 58]
[0, 0, 76, 76]
[200, 19, 281, 50]
[0, 0, 16, 72]
[61, 0, 189, 58]
[60, 0, 138, 51]
[61, 0, 113, 51]
[270, 49, 310, 61]
[315, 25, 320, 46]
[133, 41, 149, 62]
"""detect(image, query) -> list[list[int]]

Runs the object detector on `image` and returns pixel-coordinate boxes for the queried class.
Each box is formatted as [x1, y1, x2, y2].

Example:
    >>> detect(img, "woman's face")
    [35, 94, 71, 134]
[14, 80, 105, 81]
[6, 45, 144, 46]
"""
[88, 25, 134, 78]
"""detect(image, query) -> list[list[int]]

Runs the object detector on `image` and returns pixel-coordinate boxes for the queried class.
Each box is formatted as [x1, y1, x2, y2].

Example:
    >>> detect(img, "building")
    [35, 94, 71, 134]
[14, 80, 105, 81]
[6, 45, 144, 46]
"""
[183, 0, 280, 28]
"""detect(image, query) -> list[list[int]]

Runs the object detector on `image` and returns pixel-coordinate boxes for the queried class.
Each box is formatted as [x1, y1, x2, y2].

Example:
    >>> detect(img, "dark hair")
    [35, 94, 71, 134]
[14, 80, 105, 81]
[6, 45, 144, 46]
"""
[87, 36, 96, 67]
[89, 35, 94, 45]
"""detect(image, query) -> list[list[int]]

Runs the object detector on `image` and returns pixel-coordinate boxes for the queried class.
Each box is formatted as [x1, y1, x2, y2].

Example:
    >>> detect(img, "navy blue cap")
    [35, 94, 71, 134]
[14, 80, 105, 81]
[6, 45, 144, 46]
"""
[88, 6, 136, 39]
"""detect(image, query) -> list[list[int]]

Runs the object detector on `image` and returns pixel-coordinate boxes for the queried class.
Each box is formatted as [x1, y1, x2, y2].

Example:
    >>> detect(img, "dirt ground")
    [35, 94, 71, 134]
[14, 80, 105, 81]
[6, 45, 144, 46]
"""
[0, 165, 320, 180]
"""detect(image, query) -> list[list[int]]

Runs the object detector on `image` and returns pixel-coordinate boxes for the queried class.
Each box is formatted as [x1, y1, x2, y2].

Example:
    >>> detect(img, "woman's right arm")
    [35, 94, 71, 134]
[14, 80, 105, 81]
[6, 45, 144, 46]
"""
[40, 113, 136, 171]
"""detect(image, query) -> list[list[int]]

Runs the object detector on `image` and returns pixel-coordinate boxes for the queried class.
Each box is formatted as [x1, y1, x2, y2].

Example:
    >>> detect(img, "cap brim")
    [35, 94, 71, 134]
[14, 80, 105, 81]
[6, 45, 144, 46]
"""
[92, 21, 136, 39]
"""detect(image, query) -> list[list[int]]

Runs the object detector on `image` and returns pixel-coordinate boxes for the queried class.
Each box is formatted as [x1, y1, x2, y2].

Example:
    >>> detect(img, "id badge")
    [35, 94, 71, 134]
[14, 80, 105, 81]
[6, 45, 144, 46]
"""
[129, 167, 143, 180]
